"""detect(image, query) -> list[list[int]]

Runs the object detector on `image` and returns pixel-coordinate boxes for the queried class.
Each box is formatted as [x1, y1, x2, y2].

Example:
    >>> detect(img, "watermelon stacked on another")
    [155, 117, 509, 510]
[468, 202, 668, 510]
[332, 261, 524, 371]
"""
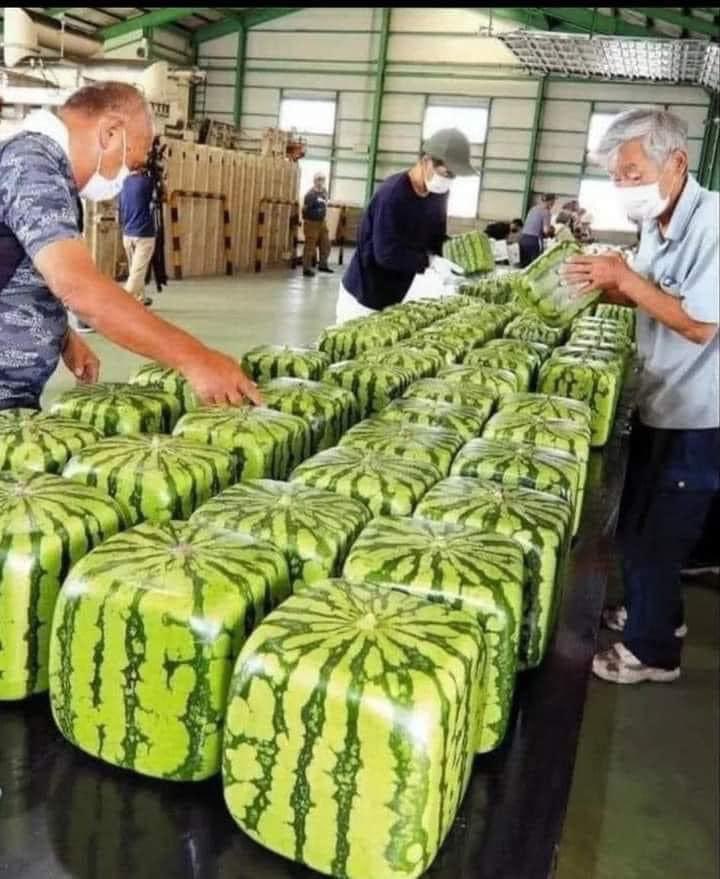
[406, 333, 466, 364]
[499, 392, 593, 429]
[241, 345, 331, 382]
[503, 311, 567, 347]
[538, 349, 624, 447]
[222, 578, 484, 879]
[339, 418, 464, 475]
[190, 479, 371, 590]
[437, 364, 520, 400]
[172, 406, 311, 481]
[322, 360, 415, 418]
[484, 337, 552, 364]
[483, 411, 591, 534]
[63, 435, 236, 526]
[317, 318, 402, 362]
[290, 446, 441, 516]
[0, 471, 125, 700]
[451, 437, 582, 530]
[50, 383, 182, 436]
[358, 345, 445, 379]
[402, 378, 498, 412]
[415, 477, 573, 668]
[49, 521, 290, 781]
[463, 347, 536, 393]
[0, 409, 103, 475]
[377, 397, 492, 441]
[259, 377, 360, 451]
[594, 303, 636, 335]
[129, 363, 198, 413]
[343, 517, 525, 753]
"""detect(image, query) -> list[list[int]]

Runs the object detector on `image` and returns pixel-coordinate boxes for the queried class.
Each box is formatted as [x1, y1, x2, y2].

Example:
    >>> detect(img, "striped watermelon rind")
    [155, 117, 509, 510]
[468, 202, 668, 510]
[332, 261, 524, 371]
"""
[0, 410, 103, 475]
[190, 479, 371, 589]
[322, 361, 415, 418]
[436, 365, 519, 400]
[0, 471, 125, 700]
[48, 521, 290, 781]
[290, 446, 442, 517]
[62, 435, 236, 526]
[241, 345, 331, 382]
[414, 477, 573, 667]
[222, 578, 484, 879]
[499, 392, 592, 428]
[172, 406, 312, 481]
[343, 517, 525, 753]
[462, 349, 535, 392]
[50, 383, 182, 436]
[358, 345, 445, 379]
[129, 363, 198, 413]
[377, 397, 492, 442]
[402, 378, 498, 412]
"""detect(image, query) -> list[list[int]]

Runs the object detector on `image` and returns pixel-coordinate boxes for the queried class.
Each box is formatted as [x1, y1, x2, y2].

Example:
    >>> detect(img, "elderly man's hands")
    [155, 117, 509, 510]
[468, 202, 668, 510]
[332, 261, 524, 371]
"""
[561, 252, 632, 298]
[62, 330, 100, 384]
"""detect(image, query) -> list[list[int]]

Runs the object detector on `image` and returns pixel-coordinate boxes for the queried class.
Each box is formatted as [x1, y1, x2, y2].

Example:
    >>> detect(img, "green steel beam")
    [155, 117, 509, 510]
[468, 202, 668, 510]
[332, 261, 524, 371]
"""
[233, 25, 247, 128]
[366, 7, 391, 204]
[522, 75, 547, 216]
[99, 9, 206, 40]
[192, 8, 299, 44]
[538, 8, 648, 37]
[632, 7, 720, 38]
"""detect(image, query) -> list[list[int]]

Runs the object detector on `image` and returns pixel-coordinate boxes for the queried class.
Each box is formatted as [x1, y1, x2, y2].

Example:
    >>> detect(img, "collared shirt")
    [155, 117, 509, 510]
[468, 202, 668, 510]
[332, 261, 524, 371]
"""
[522, 204, 551, 239]
[632, 174, 719, 429]
[0, 111, 80, 409]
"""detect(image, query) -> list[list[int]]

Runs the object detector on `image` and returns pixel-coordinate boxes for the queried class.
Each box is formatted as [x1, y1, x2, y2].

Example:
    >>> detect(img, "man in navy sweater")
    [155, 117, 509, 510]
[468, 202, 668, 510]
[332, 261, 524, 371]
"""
[118, 168, 156, 307]
[338, 128, 477, 322]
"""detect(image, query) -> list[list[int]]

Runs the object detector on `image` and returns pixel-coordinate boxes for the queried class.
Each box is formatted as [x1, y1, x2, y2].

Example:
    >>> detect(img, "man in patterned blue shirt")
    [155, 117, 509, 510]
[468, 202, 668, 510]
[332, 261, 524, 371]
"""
[0, 81, 259, 409]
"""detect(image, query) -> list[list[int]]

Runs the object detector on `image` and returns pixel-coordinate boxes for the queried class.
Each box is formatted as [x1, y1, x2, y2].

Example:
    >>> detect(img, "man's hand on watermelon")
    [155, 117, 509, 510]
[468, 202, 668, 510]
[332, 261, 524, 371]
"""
[560, 252, 634, 305]
[62, 329, 100, 384]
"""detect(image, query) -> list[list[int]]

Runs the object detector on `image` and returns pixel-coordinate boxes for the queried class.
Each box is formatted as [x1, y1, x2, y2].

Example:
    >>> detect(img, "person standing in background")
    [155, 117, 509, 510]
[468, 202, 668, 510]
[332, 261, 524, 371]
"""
[519, 192, 556, 267]
[118, 167, 155, 307]
[301, 172, 333, 279]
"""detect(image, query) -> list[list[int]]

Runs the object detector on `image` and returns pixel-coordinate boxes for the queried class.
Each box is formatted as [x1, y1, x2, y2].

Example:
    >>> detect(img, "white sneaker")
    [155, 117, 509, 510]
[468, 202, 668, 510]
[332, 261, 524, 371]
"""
[601, 604, 687, 638]
[592, 643, 680, 685]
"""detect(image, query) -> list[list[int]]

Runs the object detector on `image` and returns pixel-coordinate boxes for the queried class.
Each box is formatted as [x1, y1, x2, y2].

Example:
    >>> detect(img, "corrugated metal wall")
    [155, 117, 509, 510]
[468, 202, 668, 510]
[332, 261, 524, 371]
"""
[195, 7, 712, 222]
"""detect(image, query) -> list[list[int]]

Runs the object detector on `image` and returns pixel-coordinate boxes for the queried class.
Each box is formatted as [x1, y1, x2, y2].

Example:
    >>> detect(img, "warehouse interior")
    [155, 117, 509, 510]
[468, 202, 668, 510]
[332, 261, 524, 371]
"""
[0, 7, 719, 879]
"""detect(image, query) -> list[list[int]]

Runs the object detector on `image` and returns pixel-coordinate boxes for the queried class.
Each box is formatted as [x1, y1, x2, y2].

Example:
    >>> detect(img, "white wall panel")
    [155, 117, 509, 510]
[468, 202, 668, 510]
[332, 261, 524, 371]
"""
[479, 190, 524, 220]
[380, 92, 426, 123]
[481, 171, 524, 192]
[333, 178, 366, 204]
[490, 98, 536, 129]
[242, 88, 279, 117]
[340, 92, 374, 120]
[388, 34, 520, 66]
[542, 100, 591, 132]
[248, 31, 376, 63]
[254, 7, 376, 30]
[199, 33, 239, 59]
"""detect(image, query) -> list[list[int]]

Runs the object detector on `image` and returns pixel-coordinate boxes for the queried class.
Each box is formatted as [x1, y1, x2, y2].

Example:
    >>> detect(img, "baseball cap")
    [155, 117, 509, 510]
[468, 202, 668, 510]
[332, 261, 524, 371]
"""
[422, 128, 478, 177]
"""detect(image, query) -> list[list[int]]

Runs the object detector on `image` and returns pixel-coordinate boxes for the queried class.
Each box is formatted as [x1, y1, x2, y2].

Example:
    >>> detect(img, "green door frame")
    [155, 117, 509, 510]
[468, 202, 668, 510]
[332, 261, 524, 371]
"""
[366, 7, 392, 203]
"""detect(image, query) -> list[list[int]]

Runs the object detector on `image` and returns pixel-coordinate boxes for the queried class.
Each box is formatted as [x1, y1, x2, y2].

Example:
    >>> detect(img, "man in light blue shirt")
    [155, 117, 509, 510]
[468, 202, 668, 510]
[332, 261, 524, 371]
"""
[563, 108, 719, 685]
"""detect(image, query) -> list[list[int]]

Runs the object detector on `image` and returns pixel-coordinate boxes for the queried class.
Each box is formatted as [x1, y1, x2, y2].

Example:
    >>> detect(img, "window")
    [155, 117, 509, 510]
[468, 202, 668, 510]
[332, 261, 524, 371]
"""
[279, 98, 336, 136]
[298, 158, 331, 202]
[586, 112, 617, 154]
[578, 178, 636, 232]
[422, 103, 487, 219]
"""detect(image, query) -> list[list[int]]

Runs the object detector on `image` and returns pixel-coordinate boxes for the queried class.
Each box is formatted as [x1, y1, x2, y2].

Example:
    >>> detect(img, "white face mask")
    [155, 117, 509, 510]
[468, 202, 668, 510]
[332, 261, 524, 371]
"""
[80, 129, 130, 202]
[614, 180, 669, 222]
[425, 163, 451, 195]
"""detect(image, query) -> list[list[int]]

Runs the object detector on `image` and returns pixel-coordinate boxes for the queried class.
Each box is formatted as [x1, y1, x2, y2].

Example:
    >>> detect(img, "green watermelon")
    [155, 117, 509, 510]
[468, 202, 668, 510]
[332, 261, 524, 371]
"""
[339, 418, 464, 476]
[241, 345, 331, 382]
[317, 320, 402, 362]
[484, 337, 550, 366]
[519, 242, 602, 326]
[291, 447, 441, 517]
[359, 345, 445, 379]
[503, 312, 566, 347]
[63, 435, 236, 526]
[259, 378, 360, 452]
[499, 392, 592, 428]
[50, 383, 182, 436]
[0, 409, 102, 475]
[450, 437, 581, 529]
[172, 406, 311, 481]
[222, 578, 484, 879]
[402, 378, 498, 412]
[190, 479, 370, 590]
[573, 315, 631, 339]
[323, 361, 414, 419]
[48, 521, 290, 781]
[437, 365, 520, 400]
[0, 471, 125, 700]
[462, 349, 535, 393]
[377, 397, 492, 441]
[568, 333, 632, 358]
[415, 478, 573, 667]
[129, 363, 197, 413]
[538, 354, 623, 447]
[594, 303, 636, 334]
[343, 517, 524, 753]
[406, 333, 466, 364]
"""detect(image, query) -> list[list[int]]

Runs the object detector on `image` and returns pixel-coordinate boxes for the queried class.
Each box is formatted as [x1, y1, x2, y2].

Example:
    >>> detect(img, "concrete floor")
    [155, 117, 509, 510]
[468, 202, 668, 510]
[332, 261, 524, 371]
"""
[42, 269, 720, 878]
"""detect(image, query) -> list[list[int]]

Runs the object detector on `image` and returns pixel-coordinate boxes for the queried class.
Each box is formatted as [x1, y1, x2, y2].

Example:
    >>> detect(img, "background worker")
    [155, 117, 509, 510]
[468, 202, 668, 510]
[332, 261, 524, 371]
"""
[338, 128, 477, 323]
[301, 171, 333, 278]
[562, 108, 719, 685]
[519, 192, 556, 267]
[0, 81, 259, 410]
[118, 165, 155, 307]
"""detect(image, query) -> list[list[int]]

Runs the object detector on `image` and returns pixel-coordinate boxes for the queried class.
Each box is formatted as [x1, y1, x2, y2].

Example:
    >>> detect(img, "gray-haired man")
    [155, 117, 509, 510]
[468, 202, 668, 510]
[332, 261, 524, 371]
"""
[562, 108, 719, 685]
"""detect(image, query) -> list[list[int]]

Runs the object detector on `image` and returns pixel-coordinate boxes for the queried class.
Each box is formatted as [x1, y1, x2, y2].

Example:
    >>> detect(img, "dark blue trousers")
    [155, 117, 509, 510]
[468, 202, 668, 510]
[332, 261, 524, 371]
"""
[618, 421, 720, 669]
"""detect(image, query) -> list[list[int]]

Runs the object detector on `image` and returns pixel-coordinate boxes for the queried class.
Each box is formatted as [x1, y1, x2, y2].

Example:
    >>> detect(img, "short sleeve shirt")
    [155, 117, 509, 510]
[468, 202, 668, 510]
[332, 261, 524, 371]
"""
[632, 175, 720, 429]
[522, 204, 550, 239]
[0, 131, 81, 409]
